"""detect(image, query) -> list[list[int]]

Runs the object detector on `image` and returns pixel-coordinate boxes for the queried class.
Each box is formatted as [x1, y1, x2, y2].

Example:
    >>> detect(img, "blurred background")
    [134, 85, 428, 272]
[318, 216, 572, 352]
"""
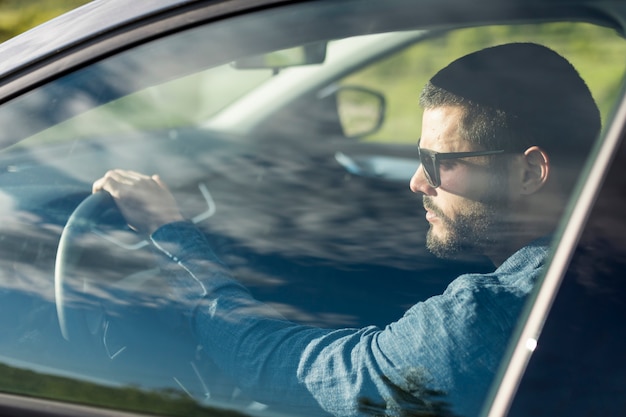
[0, 0, 91, 42]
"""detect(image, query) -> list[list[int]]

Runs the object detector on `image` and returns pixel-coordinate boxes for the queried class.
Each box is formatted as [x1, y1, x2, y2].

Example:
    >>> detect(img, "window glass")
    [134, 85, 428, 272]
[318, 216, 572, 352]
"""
[0, 1, 623, 416]
[18, 64, 274, 148]
[507, 113, 626, 417]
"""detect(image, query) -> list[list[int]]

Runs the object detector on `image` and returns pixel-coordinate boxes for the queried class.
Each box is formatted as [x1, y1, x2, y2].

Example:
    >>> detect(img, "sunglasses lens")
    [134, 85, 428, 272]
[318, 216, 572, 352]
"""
[418, 148, 439, 187]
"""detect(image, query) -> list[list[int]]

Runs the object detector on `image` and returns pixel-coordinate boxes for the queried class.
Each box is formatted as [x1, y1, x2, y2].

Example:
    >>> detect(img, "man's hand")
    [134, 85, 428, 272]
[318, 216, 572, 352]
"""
[93, 169, 184, 235]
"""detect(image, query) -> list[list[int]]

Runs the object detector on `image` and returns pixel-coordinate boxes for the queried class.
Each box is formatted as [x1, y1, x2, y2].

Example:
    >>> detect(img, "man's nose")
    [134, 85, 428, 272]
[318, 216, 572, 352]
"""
[410, 165, 436, 196]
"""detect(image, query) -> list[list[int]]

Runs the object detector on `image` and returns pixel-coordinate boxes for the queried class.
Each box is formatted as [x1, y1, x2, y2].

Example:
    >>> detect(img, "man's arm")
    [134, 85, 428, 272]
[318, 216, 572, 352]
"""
[149, 221, 513, 417]
[150, 220, 394, 416]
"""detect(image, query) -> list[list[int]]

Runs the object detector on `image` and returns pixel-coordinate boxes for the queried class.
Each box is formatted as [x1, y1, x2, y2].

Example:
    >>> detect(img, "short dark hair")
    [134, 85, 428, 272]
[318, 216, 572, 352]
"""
[419, 43, 601, 192]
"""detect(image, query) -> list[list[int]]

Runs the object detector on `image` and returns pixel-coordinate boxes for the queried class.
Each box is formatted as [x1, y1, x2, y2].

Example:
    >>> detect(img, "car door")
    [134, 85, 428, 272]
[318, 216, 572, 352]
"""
[491, 90, 626, 417]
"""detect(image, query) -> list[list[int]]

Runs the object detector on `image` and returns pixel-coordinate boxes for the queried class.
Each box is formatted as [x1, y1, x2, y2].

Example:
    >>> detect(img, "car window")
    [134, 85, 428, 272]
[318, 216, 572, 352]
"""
[504, 108, 626, 417]
[0, 1, 623, 416]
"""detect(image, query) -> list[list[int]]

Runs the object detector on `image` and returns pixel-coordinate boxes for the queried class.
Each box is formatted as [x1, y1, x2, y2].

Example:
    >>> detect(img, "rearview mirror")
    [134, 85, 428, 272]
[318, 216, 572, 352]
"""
[334, 86, 386, 138]
[232, 42, 327, 71]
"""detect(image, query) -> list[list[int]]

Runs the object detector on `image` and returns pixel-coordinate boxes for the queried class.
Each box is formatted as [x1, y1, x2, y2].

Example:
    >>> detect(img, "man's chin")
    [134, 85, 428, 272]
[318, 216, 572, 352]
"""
[426, 229, 481, 260]
[426, 229, 459, 259]
[427, 244, 457, 260]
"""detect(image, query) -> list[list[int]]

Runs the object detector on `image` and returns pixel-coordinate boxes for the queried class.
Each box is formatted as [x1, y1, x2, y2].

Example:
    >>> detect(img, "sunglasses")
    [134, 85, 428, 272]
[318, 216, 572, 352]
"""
[417, 138, 505, 188]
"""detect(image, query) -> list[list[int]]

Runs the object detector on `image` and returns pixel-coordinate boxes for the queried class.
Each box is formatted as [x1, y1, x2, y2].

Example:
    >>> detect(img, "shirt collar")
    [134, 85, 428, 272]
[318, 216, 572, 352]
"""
[496, 235, 553, 276]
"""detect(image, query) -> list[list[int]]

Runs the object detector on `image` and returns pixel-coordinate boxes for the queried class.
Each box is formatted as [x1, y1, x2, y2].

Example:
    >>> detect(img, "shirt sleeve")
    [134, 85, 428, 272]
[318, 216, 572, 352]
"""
[150, 221, 533, 417]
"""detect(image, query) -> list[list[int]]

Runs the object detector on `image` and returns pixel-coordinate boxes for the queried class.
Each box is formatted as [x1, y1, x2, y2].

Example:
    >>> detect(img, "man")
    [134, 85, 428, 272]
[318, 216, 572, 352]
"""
[93, 43, 600, 417]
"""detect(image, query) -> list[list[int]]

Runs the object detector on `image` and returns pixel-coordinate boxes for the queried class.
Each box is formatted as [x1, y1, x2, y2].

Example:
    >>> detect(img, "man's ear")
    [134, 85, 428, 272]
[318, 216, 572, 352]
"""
[520, 146, 550, 195]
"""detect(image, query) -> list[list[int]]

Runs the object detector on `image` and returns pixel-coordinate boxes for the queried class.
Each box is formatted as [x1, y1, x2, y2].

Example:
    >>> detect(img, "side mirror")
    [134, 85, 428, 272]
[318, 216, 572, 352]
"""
[333, 86, 386, 138]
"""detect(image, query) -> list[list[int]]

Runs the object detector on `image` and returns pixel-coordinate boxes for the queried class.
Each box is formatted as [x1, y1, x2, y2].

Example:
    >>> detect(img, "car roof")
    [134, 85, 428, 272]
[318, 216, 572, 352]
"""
[2, 0, 626, 76]
[0, 0, 199, 78]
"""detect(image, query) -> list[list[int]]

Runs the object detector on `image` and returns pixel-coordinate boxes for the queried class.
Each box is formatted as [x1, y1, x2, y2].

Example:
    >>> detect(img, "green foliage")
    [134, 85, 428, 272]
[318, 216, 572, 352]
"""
[0, 362, 248, 417]
[0, 0, 91, 42]
[358, 374, 460, 417]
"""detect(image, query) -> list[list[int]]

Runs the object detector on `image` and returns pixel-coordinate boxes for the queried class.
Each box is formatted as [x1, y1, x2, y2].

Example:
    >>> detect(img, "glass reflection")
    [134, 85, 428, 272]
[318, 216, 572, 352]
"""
[0, 2, 622, 416]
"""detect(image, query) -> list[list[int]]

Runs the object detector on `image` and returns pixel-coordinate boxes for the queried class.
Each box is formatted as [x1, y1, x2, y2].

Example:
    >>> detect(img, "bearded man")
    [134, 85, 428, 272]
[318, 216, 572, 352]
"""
[93, 43, 600, 417]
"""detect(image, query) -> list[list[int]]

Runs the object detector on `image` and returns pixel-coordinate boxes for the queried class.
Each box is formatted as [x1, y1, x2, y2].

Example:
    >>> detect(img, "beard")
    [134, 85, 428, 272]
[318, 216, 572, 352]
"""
[422, 172, 511, 259]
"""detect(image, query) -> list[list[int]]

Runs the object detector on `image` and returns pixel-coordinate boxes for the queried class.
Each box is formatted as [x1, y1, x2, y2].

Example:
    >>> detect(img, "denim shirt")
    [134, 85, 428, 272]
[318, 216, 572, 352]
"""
[151, 221, 549, 417]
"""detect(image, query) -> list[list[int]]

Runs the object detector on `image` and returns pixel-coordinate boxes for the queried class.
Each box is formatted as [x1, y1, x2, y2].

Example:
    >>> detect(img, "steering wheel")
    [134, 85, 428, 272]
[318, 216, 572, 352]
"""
[53, 190, 245, 403]
[55, 184, 217, 342]
[55, 191, 123, 342]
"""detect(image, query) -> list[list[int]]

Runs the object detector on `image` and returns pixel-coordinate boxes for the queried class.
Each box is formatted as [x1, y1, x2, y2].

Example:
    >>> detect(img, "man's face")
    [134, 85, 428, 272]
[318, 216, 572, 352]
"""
[410, 106, 513, 259]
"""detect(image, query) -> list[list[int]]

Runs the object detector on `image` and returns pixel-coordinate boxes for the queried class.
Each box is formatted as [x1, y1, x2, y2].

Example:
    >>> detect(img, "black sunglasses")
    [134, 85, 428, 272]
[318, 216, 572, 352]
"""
[417, 138, 505, 188]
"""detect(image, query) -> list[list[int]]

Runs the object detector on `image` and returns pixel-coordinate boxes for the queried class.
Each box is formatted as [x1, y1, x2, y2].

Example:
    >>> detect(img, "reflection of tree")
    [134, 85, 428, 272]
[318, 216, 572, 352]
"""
[358, 374, 460, 417]
[0, 362, 248, 417]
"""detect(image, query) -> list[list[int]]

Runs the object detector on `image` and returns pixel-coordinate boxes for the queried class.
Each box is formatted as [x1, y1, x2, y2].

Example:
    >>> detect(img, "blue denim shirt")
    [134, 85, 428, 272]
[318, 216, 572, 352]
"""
[151, 221, 549, 417]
